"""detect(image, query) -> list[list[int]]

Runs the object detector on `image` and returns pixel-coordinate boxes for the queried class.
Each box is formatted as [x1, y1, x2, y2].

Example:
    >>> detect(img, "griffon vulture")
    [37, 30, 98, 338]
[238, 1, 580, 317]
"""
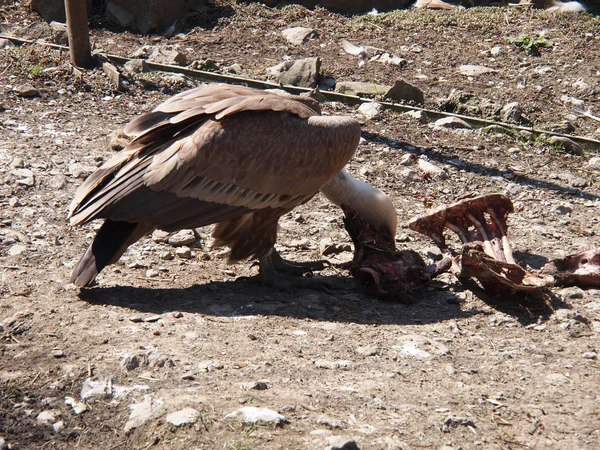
[68, 84, 396, 287]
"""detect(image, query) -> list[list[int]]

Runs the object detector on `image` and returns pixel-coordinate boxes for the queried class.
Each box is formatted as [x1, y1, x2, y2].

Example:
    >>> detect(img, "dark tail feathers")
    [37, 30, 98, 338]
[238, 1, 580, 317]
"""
[71, 220, 154, 287]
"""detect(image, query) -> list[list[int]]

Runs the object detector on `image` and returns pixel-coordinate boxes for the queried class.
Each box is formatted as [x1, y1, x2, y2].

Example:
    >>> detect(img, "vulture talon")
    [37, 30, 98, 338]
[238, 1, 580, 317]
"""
[259, 248, 329, 276]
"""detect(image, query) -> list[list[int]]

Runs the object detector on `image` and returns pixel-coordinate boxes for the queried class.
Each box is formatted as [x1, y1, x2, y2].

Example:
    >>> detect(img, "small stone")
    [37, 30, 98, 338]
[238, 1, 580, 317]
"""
[242, 380, 269, 390]
[36, 410, 57, 424]
[356, 346, 379, 356]
[490, 46, 502, 56]
[172, 311, 183, 318]
[51, 350, 65, 358]
[175, 246, 192, 259]
[8, 244, 27, 256]
[11, 168, 35, 186]
[124, 399, 164, 432]
[314, 360, 350, 369]
[144, 315, 162, 323]
[501, 102, 523, 123]
[123, 59, 149, 74]
[446, 364, 457, 375]
[317, 414, 345, 429]
[14, 84, 39, 97]
[399, 153, 417, 165]
[146, 269, 160, 278]
[459, 64, 496, 76]
[168, 229, 196, 247]
[65, 396, 87, 414]
[80, 378, 111, 400]
[152, 230, 171, 243]
[334, 81, 390, 97]
[326, 436, 361, 450]
[129, 316, 143, 323]
[434, 117, 472, 129]
[358, 102, 383, 120]
[583, 352, 597, 360]
[224, 406, 287, 425]
[10, 157, 26, 168]
[549, 136, 582, 155]
[49, 21, 68, 45]
[52, 420, 65, 433]
[227, 63, 242, 74]
[418, 159, 447, 179]
[588, 157, 600, 170]
[385, 78, 424, 104]
[551, 203, 573, 215]
[281, 27, 316, 45]
[121, 354, 141, 372]
[403, 110, 428, 123]
[149, 47, 187, 66]
[166, 407, 199, 426]
[266, 57, 321, 88]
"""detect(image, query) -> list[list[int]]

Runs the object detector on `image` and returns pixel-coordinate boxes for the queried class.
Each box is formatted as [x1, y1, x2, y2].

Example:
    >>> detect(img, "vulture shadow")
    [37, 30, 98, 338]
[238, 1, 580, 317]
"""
[78, 275, 482, 326]
[361, 132, 600, 203]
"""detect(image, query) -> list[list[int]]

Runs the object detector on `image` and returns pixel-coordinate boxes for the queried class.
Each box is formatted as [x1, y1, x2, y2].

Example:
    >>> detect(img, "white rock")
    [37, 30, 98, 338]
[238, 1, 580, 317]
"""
[501, 102, 523, 123]
[152, 230, 171, 243]
[52, 420, 65, 433]
[358, 102, 382, 120]
[417, 159, 446, 178]
[175, 246, 192, 259]
[314, 360, 350, 369]
[168, 229, 196, 247]
[224, 406, 287, 425]
[459, 64, 496, 76]
[8, 244, 27, 256]
[166, 407, 199, 426]
[403, 110, 428, 123]
[37, 410, 57, 424]
[281, 27, 316, 45]
[124, 398, 164, 432]
[80, 378, 111, 400]
[588, 156, 600, 170]
[65, 396, 87, 414]
[433, 117, 472, 129]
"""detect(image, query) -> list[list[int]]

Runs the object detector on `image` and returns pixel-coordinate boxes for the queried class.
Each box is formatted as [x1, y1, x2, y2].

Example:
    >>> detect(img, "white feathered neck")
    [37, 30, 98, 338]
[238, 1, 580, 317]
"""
[321, 169, 397, 238]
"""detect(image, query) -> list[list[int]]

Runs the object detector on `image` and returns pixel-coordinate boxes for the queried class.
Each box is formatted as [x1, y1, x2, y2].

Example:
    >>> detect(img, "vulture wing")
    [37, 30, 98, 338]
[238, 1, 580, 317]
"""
[69, 86, 360, 231]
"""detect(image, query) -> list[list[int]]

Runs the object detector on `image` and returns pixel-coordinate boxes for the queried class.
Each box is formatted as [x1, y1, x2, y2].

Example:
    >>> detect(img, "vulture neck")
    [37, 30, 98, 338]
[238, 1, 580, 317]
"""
[321, 169, 397, 238]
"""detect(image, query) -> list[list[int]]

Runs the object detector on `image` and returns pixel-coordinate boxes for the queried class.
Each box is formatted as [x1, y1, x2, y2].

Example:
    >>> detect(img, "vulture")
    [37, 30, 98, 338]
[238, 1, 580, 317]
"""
[68, 84, 397, 287]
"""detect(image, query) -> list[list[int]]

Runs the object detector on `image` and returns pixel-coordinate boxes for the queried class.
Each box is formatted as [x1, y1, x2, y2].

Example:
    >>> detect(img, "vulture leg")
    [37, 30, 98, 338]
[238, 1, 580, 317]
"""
[259, 248, 329, 276]
[253, 248, 333, 292]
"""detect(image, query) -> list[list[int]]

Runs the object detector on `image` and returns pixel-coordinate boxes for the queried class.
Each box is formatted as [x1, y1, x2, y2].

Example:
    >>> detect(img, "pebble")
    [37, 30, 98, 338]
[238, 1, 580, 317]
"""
[168, 229, 196, 247]
[589, 157, 600, 170]
[281, 26, 316, 45]
[355, 346, 379, 356]
[224, 406, 287, 425]
[166, 407, 199, 426]
[314, 360, 350, 369]
[317, 414, 345, 429]
[501, 102, 523, 123]
[36, 410, 57, 424]
[358, 102, 383, 120]
[549, 136, 582, 155]
[129, 315, 143, 323]
[403, 110, 428, 123]
[172, 311, 183, 318]
[124, 398, 164, 432]
[8, 244, 27, 256]
[583, 352, 597, 360]
[144, 315, 162, 322]
[14, 84, 39, 97]
[176, 246, 192, 259]
[326, 436, 360, 450]
[51, 349, 66, 358]
[433, 117, 472, 129]
[146, 269, 160, 278]
[242, 380, 269, 390]
[65, 396, 87, 414]
[52, 420, 65, 433]
[152, 230, 171, 243]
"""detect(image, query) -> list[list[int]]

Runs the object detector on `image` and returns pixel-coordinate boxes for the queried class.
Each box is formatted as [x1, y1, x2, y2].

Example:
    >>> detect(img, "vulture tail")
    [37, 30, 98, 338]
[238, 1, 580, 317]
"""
[71, 220, 154, 287]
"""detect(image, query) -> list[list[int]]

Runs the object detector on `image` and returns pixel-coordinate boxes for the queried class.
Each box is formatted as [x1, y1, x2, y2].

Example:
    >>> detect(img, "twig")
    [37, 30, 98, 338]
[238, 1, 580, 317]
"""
[573, 107, 600, 124]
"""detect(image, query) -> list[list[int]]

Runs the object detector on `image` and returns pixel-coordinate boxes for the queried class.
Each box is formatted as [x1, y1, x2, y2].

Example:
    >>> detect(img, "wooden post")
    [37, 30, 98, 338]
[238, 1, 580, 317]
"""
[64, 0, 94, 68]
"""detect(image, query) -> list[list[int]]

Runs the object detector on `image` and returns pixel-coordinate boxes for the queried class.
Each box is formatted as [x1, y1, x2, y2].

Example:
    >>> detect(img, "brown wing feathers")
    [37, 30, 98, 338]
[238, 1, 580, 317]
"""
[69, 85, 360, 286]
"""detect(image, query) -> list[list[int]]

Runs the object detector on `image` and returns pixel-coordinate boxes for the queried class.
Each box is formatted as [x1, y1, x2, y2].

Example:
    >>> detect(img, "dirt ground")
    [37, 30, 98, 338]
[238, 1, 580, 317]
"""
[1, 1, 600, 449]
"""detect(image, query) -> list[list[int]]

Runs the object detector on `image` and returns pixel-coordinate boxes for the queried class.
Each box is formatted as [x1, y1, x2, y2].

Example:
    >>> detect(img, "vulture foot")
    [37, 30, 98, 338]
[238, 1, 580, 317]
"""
[259, 248, 329, 276]
[248, 248, 334, 293]
[409, 193, 554, 294]
[541, 247, 600, 287]
[341, 206, 451, 301]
